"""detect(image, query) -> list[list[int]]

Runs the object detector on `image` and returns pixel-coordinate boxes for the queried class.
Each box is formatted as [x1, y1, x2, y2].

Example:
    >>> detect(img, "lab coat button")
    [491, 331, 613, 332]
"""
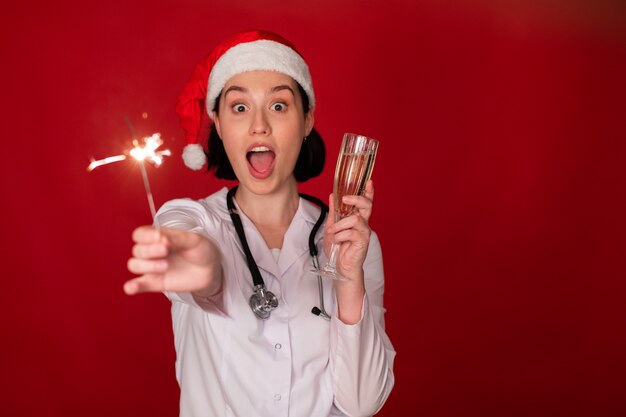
[274, 394, 281, 401]
[274, 343, 282, 350]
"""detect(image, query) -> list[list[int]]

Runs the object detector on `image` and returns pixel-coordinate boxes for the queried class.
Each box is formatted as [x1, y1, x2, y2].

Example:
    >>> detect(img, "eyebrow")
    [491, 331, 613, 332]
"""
[223, 84, 296, 98]
[270, 85, 296, 96]
[223, 85, 247, 98]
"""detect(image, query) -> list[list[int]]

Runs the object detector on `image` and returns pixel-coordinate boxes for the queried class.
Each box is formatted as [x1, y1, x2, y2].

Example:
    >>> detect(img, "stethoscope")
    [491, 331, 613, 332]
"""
[226, 186, 331, 321]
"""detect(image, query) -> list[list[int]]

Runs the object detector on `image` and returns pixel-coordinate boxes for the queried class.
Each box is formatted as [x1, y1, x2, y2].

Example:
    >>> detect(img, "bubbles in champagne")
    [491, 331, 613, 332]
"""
[334, 150, 377, 217]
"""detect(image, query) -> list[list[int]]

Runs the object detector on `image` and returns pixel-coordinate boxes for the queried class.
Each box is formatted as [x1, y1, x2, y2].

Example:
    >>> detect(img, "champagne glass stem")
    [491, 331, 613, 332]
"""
[325, 242, 340, 274]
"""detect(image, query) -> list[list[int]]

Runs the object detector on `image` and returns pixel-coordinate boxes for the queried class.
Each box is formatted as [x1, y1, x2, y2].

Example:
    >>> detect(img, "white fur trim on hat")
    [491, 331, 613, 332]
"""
[182, 143, 207, 170]
[206, 39, 315, 118]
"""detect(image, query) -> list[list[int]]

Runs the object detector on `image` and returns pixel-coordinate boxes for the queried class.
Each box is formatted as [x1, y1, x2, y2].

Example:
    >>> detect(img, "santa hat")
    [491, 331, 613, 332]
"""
[176, 30, 315, 170]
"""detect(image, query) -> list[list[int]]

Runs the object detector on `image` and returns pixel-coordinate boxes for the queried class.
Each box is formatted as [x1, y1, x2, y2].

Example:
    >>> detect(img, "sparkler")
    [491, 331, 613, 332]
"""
[88, 132, 171, 225]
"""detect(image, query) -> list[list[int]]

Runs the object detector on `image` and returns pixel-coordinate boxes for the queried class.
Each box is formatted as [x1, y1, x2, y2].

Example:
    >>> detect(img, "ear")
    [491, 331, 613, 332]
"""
[304, 108, 314, 137]
[213, 112, 222, 138]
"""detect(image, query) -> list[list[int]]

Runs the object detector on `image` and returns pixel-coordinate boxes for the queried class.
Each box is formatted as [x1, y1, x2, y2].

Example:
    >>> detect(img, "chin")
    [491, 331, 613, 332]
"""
[239, 175, 297, 196]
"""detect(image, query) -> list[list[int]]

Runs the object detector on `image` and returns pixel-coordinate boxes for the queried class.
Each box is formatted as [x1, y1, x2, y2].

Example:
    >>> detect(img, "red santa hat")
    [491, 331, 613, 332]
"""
[176, 30, 315, 170]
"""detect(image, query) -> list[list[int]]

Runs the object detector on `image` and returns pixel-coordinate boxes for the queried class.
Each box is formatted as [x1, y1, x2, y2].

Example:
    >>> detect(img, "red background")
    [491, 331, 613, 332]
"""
[2, 1, 626, 416]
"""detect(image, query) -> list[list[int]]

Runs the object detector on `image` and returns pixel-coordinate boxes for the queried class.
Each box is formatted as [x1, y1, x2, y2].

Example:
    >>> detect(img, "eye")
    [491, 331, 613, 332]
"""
[271, 102, 287, 112]
[232, 103, 248, 113]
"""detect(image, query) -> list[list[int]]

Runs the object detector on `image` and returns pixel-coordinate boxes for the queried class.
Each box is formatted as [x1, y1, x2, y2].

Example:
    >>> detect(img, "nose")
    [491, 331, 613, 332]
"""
[249, 109, 271, 136]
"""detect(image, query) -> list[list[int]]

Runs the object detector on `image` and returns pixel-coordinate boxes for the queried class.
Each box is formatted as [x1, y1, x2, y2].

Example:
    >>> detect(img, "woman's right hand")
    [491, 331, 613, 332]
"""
[125, 226, 222, 297]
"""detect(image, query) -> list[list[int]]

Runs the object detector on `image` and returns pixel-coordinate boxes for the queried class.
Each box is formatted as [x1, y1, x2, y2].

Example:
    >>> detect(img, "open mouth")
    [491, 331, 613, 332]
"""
[246, 146, 276, 176]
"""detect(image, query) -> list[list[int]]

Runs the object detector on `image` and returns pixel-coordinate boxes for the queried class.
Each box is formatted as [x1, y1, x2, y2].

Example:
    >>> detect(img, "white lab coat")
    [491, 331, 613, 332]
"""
[158, 187, 395, 417]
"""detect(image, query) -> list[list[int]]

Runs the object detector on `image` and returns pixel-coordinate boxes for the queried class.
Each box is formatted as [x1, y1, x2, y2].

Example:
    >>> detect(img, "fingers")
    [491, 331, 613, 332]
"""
[159, 227, 203, 250]
[328, 215, 371, 244]
[132, 226, 165, 244]
[327, 212, 366, 232]
[365, 180, 374, 200]
[127, 257, 168, 275]
[133, 226, 203, 248]
[325, 181, 374, 249]
[131, 226, 169, 269]
[128, 227, 170, 293]
[341, 195, 372, 219]
[131, 226, 206, 261]
[126, 226, 222, 296]
[323, 182, 376, 279]
[132, 240, 168, 259]
[342, 180, 374, 203]
[124, 274, 165, 295]
[339, 180, 375, 221]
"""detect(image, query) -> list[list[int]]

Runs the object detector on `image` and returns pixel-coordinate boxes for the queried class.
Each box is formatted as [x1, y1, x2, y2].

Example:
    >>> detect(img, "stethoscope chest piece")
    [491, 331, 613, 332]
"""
[227, 186, 329, 321]
[249, 285, 278, 320]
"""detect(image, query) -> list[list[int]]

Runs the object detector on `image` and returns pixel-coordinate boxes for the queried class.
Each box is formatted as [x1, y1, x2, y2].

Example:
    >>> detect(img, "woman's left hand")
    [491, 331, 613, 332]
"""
[324, 180, 374, 281]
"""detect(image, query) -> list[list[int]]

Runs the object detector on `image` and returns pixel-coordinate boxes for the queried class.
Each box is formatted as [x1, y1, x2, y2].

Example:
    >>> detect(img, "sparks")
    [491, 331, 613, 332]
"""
[87, 155, 127, 171]
[88, 132, 170, 225]
[87, 133, 170, 171]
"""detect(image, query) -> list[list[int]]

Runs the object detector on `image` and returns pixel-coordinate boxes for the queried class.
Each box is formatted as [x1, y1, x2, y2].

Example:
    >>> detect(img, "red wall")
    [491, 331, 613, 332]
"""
[2, 1, 625, 416]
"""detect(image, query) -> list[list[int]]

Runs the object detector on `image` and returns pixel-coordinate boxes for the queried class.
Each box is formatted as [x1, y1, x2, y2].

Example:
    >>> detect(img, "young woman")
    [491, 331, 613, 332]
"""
[125, 30, 395, 417]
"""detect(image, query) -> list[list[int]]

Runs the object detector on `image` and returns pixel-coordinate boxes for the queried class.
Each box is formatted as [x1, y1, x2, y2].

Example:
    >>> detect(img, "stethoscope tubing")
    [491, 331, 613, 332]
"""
[227, 186, 331, 321]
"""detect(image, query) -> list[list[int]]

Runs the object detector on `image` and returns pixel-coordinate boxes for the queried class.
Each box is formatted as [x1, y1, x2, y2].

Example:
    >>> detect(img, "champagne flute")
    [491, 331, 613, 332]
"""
[315, 133, 379, 280]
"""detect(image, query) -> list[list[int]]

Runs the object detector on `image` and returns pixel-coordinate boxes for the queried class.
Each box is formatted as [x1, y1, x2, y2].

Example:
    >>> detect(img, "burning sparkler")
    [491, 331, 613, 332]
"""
[88, 132, 171, 225]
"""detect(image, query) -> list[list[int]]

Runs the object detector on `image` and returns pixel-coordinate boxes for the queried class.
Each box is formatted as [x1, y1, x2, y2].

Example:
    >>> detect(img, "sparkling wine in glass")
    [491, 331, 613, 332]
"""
[316, 133, 379, 280]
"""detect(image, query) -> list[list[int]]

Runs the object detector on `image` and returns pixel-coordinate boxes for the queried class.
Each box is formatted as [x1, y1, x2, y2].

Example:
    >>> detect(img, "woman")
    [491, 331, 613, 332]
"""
[125, 30, 395, 417]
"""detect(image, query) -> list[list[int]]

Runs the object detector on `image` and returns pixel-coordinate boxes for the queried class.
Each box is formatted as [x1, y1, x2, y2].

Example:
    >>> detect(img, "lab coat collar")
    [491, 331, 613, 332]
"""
[278, 196, 325, 275]
[214, 187, 325, 279]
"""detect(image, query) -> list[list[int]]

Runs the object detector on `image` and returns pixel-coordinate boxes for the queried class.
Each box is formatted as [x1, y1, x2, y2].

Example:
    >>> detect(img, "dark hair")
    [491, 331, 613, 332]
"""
[206, 83, 325, 182]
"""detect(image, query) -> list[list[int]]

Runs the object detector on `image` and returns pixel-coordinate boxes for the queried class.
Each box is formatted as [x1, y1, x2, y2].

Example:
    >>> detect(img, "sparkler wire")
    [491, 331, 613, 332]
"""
[137, 160, 160, 228]
[87, 118, 169, 226]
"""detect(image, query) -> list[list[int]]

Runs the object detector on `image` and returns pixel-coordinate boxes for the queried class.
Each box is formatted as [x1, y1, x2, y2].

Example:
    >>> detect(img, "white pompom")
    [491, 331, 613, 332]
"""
[182, 144, 207, 170]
